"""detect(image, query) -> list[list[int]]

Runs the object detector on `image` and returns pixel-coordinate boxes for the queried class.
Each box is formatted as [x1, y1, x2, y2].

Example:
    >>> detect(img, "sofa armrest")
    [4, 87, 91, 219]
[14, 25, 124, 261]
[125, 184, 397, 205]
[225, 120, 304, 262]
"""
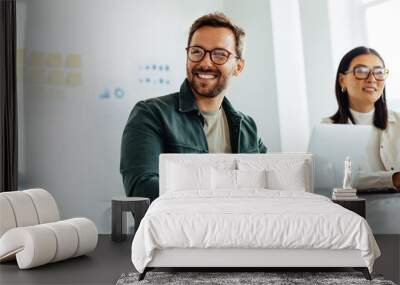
[0, 218, 98, 269]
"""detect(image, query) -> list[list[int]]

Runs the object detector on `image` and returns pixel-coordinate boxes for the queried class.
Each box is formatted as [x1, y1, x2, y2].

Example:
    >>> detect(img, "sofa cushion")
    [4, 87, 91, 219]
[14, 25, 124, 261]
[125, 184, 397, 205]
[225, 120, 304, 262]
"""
[0, 218, 97, 269]
[0, 196, 16, 237]
[0, 189, 60, 238]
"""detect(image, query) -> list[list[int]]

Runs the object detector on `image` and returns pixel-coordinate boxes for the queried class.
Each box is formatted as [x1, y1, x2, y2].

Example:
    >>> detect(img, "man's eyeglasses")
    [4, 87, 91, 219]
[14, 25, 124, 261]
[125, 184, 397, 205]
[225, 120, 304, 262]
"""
[186, 46, 239, 65]
[344, 65, 389, 81]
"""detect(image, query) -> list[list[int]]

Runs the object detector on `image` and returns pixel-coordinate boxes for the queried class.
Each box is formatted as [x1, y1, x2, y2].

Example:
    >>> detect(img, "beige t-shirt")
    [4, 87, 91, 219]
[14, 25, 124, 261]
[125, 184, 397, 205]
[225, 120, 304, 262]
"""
[349, 108, 374, 125]
[201, 108, 232, 153]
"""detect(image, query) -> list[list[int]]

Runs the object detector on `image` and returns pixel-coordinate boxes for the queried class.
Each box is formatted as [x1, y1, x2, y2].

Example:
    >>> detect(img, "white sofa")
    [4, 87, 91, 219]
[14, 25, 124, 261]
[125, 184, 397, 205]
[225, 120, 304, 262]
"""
[0, 188, 98, 269]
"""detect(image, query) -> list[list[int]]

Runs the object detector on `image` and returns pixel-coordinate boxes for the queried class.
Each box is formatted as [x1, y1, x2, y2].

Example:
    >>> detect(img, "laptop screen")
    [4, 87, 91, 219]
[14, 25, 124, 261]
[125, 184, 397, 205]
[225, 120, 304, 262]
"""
[308, 124, 373, 197]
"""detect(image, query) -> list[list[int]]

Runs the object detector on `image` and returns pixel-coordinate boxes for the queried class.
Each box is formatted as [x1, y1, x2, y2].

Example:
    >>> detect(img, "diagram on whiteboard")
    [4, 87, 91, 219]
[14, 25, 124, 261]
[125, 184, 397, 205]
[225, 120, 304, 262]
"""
[98, 87, 125, 99]
[138, 63, 171, 85]
[96, 62, 176, 101]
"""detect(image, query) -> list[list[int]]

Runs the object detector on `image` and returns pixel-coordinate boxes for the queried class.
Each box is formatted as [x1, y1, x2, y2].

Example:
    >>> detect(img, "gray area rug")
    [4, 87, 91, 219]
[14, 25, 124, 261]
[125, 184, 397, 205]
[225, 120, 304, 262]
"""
[116, 271, 396, 285]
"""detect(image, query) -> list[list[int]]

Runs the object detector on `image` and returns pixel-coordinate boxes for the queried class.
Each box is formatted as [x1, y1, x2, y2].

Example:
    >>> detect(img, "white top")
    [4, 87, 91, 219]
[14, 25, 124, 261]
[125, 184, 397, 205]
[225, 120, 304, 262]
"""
[349, 108, 374, 125]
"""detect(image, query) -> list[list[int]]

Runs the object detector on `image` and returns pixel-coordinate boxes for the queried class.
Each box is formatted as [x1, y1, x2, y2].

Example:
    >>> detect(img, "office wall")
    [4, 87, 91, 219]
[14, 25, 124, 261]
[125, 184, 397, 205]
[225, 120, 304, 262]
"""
[223, 0, 281, 152]
[16, 0, 281, 233]
[16, 0, 223, 233]
[270, 0, 309, 151]
[299, 0, 336, 128]
[299, 0, 368, 127]
[17, 0, 390, 234]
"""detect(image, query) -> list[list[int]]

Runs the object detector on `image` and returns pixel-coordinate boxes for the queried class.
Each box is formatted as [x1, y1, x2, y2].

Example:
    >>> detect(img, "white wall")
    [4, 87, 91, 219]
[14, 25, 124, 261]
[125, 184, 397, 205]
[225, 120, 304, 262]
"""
[298, 0, 371, 128]
[328, 0, 367, 70]
[16, 1, 27, 188]
[223, 0, 281, 152]
[299, 0, 336, 129]
[364, 0, 400, 111]
[270, 0, 309, 151]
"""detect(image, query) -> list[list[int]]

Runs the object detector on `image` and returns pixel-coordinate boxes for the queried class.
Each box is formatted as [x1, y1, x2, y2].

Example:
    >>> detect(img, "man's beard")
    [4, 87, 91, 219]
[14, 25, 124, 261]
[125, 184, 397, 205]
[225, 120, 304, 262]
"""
[187, 67, 228, 98]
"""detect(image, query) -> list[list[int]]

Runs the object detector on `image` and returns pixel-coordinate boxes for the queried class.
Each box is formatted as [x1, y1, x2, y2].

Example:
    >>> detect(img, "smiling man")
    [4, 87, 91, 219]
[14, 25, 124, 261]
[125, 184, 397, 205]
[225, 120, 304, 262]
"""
[120, 13, 267, 201]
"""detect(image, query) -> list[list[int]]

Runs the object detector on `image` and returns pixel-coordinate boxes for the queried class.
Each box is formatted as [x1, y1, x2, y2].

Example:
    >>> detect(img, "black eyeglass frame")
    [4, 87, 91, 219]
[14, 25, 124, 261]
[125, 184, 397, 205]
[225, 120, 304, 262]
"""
[344, 64, 389, 81]
[186, 46, 240, 65]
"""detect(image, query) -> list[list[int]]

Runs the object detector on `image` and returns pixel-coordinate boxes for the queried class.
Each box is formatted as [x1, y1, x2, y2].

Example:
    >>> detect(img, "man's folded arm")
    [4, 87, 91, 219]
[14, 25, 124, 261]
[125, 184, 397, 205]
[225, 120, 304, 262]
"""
[120, 101, 164, 201]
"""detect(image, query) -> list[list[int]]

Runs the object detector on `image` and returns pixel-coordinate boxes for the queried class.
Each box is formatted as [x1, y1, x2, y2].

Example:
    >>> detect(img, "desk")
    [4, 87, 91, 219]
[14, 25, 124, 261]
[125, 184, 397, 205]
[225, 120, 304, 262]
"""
[359, 192, 400, 234]
[332, 198, 366, 218]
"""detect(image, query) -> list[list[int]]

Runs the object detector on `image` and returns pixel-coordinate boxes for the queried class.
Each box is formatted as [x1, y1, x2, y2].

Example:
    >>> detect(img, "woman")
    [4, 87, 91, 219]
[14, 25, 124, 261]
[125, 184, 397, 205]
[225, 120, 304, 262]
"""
[323, 46, 400, 191]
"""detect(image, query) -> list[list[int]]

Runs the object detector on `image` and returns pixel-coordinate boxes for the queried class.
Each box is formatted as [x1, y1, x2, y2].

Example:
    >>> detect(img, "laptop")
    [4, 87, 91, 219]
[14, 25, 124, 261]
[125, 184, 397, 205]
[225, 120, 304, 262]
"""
[307, 124, 373, 197]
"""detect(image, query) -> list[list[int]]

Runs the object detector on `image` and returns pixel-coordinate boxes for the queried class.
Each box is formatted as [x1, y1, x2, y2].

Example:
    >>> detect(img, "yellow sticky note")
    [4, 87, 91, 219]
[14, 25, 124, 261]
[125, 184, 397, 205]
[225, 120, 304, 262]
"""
[65, 72, 82, 86]
[16, 49, 24, 65]
[45, 53, 62, 68]
[30, 68, 46, 84]
[65, 54, 81, 68]
[31, 51, 45, 67]
[47, 70, 64, 85]
[16, 66, 24, 81]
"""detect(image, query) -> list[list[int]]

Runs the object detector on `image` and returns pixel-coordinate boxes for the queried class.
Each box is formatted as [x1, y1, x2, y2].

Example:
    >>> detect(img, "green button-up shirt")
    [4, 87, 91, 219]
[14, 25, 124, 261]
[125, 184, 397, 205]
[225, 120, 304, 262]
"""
[120, 79, 267, 201]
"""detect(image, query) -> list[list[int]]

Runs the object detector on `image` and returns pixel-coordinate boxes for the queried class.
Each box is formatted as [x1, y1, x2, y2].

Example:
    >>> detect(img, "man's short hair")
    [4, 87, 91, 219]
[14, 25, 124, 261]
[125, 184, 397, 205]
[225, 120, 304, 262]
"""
[187, 12, 246, 59]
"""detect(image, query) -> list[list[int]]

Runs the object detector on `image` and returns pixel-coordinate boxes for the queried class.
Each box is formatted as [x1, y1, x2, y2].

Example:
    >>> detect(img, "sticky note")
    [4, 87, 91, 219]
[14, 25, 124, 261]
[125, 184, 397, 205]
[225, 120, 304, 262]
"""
[65, 54, 81, 68]
[30, 68, 46, 84]
[45, 53, 62, 68]
[65, 72, 82, 86]
[16, 49, 24, 65]
[47, 70, 64, 85]
[30, 51, 45, 67]
[16, 66, 24, 80]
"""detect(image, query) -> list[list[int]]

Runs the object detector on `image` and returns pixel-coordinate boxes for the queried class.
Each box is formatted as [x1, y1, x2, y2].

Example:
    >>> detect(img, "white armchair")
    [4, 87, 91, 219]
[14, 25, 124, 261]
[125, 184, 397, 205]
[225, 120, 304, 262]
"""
[0, 188, 98, 269]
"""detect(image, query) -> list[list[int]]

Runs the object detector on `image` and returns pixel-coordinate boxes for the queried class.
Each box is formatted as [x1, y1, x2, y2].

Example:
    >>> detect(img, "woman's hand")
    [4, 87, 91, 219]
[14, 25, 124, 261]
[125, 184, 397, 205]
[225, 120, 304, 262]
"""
[393, 172, 400, 190]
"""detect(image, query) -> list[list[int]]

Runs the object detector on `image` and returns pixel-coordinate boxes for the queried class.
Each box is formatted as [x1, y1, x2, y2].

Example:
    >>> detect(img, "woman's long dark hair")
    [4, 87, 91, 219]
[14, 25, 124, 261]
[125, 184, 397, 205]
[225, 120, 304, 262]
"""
[330, 46, 388, 130]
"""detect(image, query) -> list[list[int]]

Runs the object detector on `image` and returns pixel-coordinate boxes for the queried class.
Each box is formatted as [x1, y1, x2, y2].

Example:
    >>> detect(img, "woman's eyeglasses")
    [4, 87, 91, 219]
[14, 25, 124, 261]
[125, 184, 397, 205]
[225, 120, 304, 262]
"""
[345, 65, 389, 81]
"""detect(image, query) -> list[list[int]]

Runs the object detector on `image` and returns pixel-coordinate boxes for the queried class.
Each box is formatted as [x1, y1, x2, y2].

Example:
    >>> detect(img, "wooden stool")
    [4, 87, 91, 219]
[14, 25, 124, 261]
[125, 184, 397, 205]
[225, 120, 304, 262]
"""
[112, 197, 150, 242]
